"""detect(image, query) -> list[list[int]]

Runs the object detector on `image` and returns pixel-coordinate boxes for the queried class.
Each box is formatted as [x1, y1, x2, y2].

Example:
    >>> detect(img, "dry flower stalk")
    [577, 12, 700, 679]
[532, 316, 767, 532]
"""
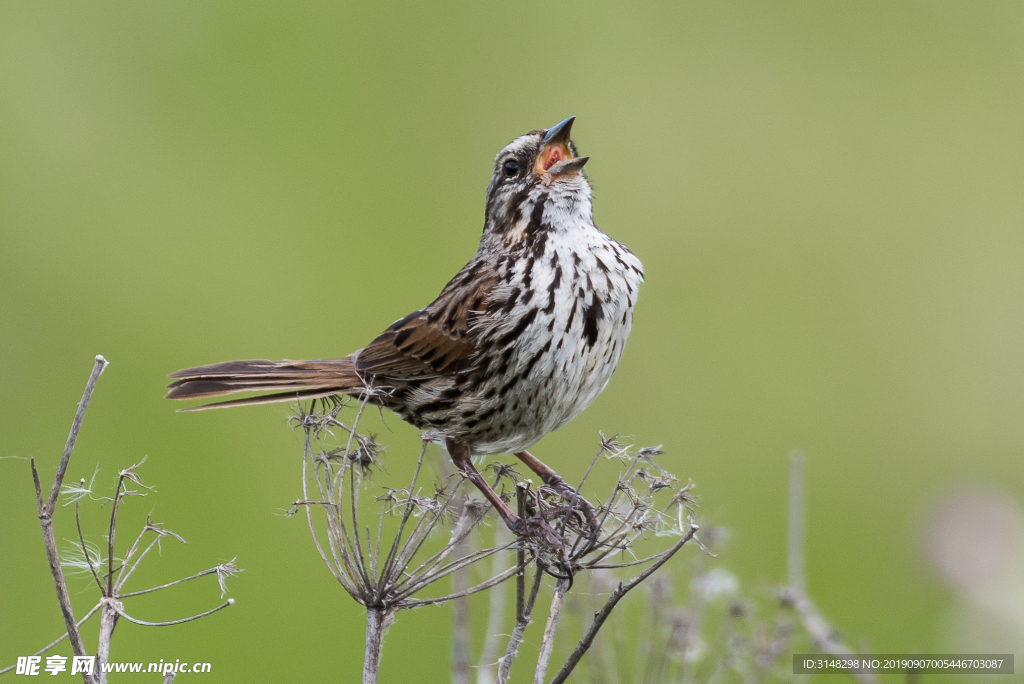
[289, 397, 521, 684]
[2, 356, 240, 684]
[292, 391, 707, 684]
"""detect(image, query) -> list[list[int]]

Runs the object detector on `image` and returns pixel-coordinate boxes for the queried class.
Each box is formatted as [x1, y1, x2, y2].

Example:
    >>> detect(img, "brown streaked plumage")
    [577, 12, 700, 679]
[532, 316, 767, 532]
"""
[167, 117, 644, 540]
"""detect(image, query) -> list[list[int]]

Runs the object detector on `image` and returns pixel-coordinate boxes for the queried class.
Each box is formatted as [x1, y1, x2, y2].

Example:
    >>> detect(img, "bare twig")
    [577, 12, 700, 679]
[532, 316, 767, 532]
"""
[114, 519, 181, 593]
[476, 528, 513, 684]
[118, 561, 241, 598]
[363, 607, 395, 684]
[98, 459, 151, 684]
[452, 496, 472, 684]
[108, 598, 235, 626]
[495, 484, 545, 684]
[495, 565, 544, 684]
[75, 488, 104, 593]
[548, 523, 699, 684]
[31, 354, 107, 684]
[293, 402, 520, 684]
[378, 440, 429, 585]
[96, 603, 117, 684]
[533, 578, 569, 684]
[398, 564, 521, 609]
[18, 356, 239, 683]
[47, 355, 108, 511]
[785, 454, 878, 684]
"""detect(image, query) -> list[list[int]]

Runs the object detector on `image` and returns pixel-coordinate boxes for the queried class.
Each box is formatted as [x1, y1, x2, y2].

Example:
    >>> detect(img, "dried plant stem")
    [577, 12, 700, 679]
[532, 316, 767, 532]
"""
[97, 603, 118, 684]
[363, 607, 395, 684]
[452, 591, 470, 684]
[75, 498, 103, 592]
[533, 578, 569, 684]
[107, 473, 125, 594]
[118, 564, 229, 598]
[49, 355, 108, 510]
[496, 564, 543, 684]
[32, 462, 93, 679]
[476, 530, 512, 684]
[786, 455, 878, 684]
[451, 501, 471, 684]
[301, 432, 351, 591]
[30, 354, 107, 684]
[15, 355, 238, 684]
[109, 598, 235, 626]
[548, 524, 698, 684]
[114, 520, 179, 594]
[378, 440, 428, 583]
[787, 451, 805, 594]
[398, 564, 519, 609]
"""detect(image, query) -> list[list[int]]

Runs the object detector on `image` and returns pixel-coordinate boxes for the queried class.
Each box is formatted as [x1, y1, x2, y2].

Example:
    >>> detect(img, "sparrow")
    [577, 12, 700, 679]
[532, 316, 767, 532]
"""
[167, 117, 644, 540]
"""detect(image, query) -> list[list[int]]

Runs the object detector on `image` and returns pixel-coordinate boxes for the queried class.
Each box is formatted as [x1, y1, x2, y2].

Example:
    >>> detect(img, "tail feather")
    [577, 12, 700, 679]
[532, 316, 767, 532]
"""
[166, 358, 365, 411]
[175, 389, 351, 412]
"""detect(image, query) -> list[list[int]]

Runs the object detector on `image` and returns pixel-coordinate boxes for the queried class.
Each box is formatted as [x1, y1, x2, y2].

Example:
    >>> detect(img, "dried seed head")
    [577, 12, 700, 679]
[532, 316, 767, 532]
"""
[215, 559, 243, 598]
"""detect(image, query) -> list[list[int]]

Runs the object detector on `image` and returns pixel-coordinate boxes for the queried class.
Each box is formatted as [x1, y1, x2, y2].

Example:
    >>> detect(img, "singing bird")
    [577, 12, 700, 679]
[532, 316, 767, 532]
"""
[167, 117, 644, 539]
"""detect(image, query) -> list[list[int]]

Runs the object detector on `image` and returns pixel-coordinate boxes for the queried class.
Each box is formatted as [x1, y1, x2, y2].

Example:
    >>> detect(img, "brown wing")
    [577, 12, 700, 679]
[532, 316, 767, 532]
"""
[355, 257, 497, 380]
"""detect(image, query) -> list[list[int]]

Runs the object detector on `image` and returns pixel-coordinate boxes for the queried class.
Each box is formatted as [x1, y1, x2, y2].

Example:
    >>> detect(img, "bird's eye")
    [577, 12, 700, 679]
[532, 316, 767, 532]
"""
[502, 159, 519, 178]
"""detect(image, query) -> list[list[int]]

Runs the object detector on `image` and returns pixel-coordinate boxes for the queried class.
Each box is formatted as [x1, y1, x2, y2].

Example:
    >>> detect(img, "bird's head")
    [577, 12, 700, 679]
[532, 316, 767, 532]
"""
[483, 117, 591, 233]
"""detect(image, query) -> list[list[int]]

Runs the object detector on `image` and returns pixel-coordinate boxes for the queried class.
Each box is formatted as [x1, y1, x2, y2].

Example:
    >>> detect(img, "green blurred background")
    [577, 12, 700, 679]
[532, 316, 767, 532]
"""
[3, 1, 1023, 680]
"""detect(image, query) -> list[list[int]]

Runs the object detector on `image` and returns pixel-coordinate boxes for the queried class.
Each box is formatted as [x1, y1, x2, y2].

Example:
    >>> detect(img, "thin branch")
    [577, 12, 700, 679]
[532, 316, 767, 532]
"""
[97, 603, 118, 684]
[548, 524, 698, 684]
[586, 554, 675, 570]
[114, 520, 158, 592]
[117, 564, 234, 598]
[496, 563, 544, 684]
[109, 598, 235, 626]
[75, 494, 104, 593]
[372, 496, 387, 586]
[391, 543, 510, 601]
[785, 454, 878, 684]
[476, 529, 513, 684]
[30, 355, 107, 684]
[378, 439, 429, 585]
[300, 431, 353, 591]
[32, 457, 43, 507]
[398, 563, 521, 609]
[388, 479, 470, 588]
[451, 497, 471, 684]
[114, 524, 183, 594]
[106, 458, 151, 596]
[533, 578, 569, 684]
[363, 607, 395, 684]
[390, 495, 490, 596]
[344, 400, 373, 590]
[592, 449, 645, 533]
[47, 355, 108, 511]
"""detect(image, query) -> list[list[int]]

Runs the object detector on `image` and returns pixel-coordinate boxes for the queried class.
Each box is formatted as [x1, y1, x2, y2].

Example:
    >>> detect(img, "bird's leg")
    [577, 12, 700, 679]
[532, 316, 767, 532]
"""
[446, 439, 519, 526]
[446, 439, 563, 549]
[514, 450, 601, 538]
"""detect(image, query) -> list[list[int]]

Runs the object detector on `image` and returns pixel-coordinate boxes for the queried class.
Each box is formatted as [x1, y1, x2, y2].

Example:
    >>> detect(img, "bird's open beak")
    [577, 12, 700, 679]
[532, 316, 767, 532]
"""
[538, 116, 589, 177]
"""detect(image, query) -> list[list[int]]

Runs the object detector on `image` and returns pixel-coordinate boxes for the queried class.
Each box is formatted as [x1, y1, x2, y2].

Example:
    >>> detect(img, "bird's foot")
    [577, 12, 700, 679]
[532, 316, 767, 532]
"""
[541, 479, 602, 542]
[507, 513, 575, 584]
[508, 513, 564, 551]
